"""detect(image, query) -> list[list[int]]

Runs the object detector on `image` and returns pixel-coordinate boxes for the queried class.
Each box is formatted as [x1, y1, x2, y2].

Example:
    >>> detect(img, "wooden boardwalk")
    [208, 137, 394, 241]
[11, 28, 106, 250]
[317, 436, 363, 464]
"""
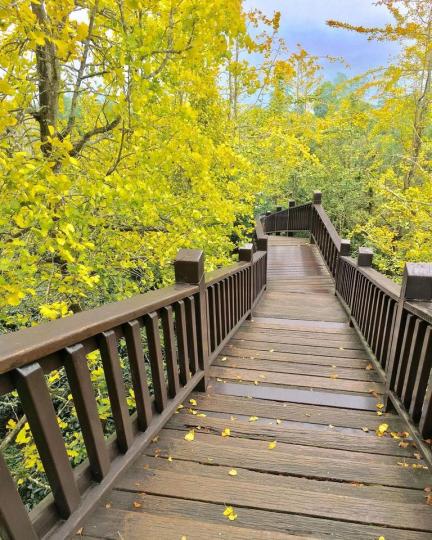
[77, 237, 432, 540]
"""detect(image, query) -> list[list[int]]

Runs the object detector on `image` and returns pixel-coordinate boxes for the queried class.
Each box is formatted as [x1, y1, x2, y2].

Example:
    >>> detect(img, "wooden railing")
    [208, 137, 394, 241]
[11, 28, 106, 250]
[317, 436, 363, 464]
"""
[0, 241, 267, 539]
[262, 191, 432, 467]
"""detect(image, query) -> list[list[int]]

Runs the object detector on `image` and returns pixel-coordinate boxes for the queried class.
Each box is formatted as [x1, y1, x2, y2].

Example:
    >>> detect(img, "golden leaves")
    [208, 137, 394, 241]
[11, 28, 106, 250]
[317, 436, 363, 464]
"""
[223, 506, 238, 521]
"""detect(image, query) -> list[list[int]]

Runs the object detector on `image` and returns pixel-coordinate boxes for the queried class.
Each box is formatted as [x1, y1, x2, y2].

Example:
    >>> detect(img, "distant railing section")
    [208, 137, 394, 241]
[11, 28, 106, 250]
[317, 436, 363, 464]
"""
[0, 239, 267, 538]
[263, 191, 432, 454]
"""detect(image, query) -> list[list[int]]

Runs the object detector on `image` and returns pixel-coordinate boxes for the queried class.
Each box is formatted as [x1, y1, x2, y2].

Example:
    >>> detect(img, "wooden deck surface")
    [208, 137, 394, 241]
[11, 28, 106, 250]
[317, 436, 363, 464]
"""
[76, 237, 432, 540]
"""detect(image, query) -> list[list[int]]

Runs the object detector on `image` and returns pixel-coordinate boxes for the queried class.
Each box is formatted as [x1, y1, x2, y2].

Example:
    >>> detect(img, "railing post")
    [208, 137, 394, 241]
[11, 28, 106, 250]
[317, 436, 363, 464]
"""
[349, 247, 373, 327]
[288, 200, 295, 236]
[385, 263, 432, 412]
[312, 191, 322, 205]
[310, 191, 321, 243]
[174, 249, 209, 391]
[239, 243, 254, 319]
[357, 247, 373, 267]
[275, 206, 282, 236]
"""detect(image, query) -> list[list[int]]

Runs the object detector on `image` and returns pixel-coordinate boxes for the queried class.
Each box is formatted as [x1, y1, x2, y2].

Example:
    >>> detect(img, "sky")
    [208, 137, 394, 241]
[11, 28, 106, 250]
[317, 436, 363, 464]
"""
[245, 0, 401, 80]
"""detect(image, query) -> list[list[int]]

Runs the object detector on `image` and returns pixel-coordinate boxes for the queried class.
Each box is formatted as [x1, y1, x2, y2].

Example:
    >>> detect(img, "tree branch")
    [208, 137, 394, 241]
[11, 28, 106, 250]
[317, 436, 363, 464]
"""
[70, 115, 121, 156]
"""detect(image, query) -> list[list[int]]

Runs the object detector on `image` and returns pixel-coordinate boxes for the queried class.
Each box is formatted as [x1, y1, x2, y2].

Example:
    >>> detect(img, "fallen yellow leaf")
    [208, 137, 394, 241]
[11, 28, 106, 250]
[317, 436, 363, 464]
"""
[268, 440, 277, 449]
[228, 469, 238, 476]
[223, 506, 238, 521]
[276, 419, 282, 425]
[361, 427, 369, 432]
[196, 413, 207, 417]
[376, 403, 384, 410]
[221, 428, 231, 437]
[376, 423, 389, 437]
[184, 430, 195, 442]
[376, 411, 383, 416]
[249, 416, 259, 422]
[168, 455, 173, 462]
[189, 398, 197, 406]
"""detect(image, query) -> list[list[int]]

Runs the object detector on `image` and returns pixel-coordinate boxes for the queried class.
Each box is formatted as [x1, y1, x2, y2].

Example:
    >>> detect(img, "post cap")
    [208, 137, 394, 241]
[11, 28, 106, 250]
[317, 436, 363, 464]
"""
[238, 243, 254, 262]
[340, 239, 351, 257]
[174, 249, 204, 284]
[289, 200, 296, 208]
[402, 263, 432, 301]
[313, 191, 322, 204]
[257, 236, 268, 252]
[357, 247, 373, 267]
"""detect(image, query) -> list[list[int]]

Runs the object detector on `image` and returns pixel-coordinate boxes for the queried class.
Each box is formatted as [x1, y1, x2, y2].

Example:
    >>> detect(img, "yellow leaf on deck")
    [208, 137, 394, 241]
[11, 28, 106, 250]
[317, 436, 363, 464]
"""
[197, 413, 207, 417]
[228, 469, 238, 476]
[223, 506, 238, 520]
[189, 398, 197, 406]
[376, 423, 389, 437]
[184, 430, 195, 442]
[376, 403, 384, 409]
[276, 419, 282, 425]
[268, 440, 277, 449]
[221, 428, 231, 437]
[249, 416, 259, 422]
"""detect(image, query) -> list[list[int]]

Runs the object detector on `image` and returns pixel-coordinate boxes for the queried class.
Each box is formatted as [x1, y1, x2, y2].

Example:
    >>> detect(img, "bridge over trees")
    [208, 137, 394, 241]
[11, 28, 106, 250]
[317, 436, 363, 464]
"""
[1, 193, 432, 539]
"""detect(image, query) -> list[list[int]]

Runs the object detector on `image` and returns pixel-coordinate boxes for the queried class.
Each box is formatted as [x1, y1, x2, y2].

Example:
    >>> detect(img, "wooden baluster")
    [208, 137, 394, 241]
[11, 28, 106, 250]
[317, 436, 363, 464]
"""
[239, 244, 254, 319]
[14, 363, 80, 518]
[393, 313, 415, 394]
[215, 282, 223, 345]
[401, 319, 427, 408]
[184, 296, 199, 375]
[64, 344, 110, 480]
[357, 248, 373, 333]
[174, 300, 190, 385]
[99, 331, 134, 452]
[124, 320, 153, 430]
[220, 280, 227, 338]
[0, 451, 38, 540]
[174, 248, 210, 390]
[207, 285, 217, 352]
[385, 263, 432, 411]
[145, 312, 168, 412]
[161, 306, 180, 398]
[413, 327, 432, 424]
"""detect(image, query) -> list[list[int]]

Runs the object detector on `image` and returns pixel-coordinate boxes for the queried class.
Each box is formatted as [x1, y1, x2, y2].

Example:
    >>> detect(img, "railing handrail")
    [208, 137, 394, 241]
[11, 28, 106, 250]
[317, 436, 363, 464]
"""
[0, 283, 197, 376]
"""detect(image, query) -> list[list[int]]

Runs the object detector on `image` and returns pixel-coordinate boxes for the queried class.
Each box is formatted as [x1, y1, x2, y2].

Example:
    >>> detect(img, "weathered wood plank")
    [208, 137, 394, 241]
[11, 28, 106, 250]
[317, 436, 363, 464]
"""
[185, 392, 404, 430]
[167, 410, 411, 456]
[214, 355, 380, 382]
[147, 429, 428, 488]
[117, 459, 432, 530]
[81, 492, 432, 540]
[210, 365, 383, 394]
